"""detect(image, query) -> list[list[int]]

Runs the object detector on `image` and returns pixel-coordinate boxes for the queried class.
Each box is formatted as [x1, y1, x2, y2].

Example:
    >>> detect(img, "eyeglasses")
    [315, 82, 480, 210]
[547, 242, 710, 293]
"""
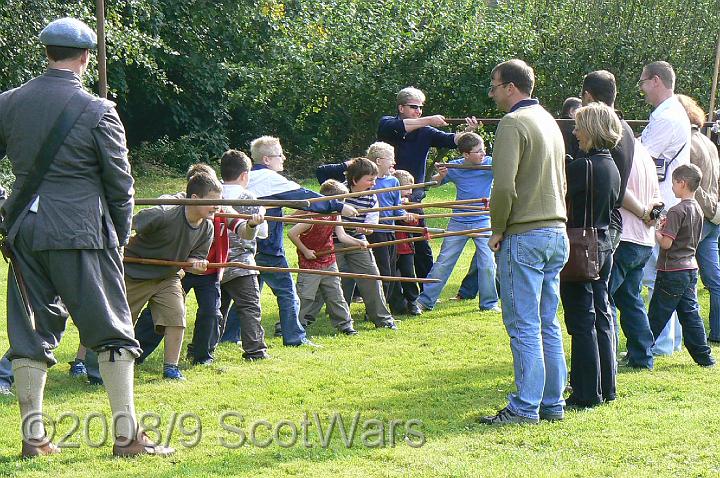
[488, 81, 511, 94]
[267, 153, 285, 158]
[403, 104, 423, 110]
[637, 77, 653, 87]
[469, 149, 486, 155]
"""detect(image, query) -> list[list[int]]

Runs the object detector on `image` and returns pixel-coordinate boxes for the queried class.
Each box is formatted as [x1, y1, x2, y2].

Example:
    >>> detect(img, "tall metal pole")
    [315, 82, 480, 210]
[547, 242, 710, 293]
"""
[96, 0, 107, 99]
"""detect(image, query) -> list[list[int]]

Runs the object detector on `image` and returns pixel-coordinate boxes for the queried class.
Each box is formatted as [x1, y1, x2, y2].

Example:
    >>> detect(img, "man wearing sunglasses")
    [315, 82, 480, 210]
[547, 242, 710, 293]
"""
[377, 87, 478, 280]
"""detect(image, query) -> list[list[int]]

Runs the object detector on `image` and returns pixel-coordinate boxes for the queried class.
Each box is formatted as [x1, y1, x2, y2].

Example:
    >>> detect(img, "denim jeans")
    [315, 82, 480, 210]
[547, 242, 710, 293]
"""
[497, 227, 569, 419]
[561, 249, 615, 405]
[220, 301, 241, 343]
[643, 245, 683, 354]
[648, 270, 714, 366]
[609, 241, 655, 369]
[0, 353, 13, 387]
[696, 220, 720, 341]
[457, 254, 479, 299]
[255, 253, 307, 346]
[418, 220, 498, 310]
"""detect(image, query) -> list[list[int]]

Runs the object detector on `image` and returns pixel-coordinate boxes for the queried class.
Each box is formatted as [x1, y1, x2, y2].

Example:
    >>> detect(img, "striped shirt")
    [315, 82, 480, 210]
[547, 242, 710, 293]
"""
[337, 187, 379, 241]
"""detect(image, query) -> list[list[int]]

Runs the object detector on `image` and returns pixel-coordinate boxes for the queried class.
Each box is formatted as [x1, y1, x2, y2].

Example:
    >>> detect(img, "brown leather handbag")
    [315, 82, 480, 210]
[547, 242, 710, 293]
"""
[561, 158, 600, 282]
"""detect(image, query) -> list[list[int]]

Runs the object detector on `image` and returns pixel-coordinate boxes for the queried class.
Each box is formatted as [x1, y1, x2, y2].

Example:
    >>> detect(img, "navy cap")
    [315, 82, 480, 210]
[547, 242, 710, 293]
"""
[39, 17, 97, 49]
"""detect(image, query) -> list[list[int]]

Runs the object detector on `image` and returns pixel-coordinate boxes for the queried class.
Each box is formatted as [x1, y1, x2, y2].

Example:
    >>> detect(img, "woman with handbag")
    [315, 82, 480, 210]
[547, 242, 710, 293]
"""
[560, 102, 622, 409]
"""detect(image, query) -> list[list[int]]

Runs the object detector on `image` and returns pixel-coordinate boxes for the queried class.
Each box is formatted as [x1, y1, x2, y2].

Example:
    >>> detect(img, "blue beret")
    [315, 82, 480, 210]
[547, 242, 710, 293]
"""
[39, 17, 97, 49]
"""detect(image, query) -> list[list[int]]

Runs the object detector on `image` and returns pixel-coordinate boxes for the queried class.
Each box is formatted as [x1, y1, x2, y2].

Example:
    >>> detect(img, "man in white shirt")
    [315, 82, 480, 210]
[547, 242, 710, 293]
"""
[638, 61, 691, 355]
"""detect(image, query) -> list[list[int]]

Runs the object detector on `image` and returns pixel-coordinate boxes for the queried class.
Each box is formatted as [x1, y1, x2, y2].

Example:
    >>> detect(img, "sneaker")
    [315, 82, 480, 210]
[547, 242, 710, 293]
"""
[191, 358, 214, 366]
[450, 294, 470, 301]
[480, 305, 502, 313]
[538, 409, 564, 422]
[68, 359, 87, 378]
[88, 375, 104, 386]
[298, 338, 323, 348]
[244, 353, 271, 361]
[376, 322, 398, 330]
[162, 364, 186, 381]
[408, 302, 423, 316]
[479, 407, 538, 425]
[0, 381, 12, 396]
[340, 328, 359, 336]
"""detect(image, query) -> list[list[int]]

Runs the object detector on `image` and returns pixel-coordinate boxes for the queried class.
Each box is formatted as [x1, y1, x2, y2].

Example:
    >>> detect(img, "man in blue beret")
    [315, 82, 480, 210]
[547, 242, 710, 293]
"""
[0, 17, 173, 458]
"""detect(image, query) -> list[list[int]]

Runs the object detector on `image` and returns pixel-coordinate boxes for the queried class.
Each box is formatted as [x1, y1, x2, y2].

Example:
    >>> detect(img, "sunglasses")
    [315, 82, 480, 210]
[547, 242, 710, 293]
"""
[404, 104, 423, 110]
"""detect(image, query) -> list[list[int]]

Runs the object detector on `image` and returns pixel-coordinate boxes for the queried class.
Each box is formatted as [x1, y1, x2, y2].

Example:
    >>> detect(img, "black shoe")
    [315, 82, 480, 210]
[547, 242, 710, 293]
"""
[244, 353, 270, 361]
[375, 322, 398, 330]
[303, 315, 316, 326]
[538, 409, 564, 422]
[708, 337, 720, 344]
[191, 358, 214, 366]
[340, 328, 359, 336]
[274, 321, 282, 337]
[479, 407, 538, 425]
[408, 302, 423, 316]
[565, 395, 601, 410]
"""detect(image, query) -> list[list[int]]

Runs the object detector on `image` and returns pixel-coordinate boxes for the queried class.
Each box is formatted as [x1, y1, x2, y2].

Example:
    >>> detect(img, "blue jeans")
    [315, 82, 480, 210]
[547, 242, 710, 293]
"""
[697, 220, 720, 341]
[255, 253, 306, 346]
[457, 255, 479, 299]
[643, 245, 683, 354]
[418, 220, 498, 310]
[0, 353, 13, 387]
[609, 241, 655, 369]
[220, 302, 241, 343]
[497, 227, 569, 419]
[648, 270, 714, 366]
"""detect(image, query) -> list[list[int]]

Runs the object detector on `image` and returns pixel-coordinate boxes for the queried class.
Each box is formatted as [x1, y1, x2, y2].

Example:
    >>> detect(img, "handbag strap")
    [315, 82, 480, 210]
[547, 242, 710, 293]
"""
[3, 90, 92, 233]
[583, 157, 594, 228]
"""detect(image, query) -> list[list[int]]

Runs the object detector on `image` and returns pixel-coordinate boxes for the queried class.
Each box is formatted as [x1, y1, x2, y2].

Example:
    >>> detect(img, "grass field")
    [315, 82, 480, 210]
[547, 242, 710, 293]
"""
[0, 175, 719, 477]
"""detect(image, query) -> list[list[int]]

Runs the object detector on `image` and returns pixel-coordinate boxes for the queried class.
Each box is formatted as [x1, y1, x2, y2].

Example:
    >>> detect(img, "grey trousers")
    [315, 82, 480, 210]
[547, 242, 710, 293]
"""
[296, 264, 353, 331]
[6, 213, 140, 365]
[335, 249, 394, 327]
[219, 275, 268, 359]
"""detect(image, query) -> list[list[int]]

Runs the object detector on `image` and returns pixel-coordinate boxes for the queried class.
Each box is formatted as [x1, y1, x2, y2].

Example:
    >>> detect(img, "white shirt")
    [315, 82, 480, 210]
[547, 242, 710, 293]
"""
[640, 95, 691, 209]
[619, 140, 661, 246]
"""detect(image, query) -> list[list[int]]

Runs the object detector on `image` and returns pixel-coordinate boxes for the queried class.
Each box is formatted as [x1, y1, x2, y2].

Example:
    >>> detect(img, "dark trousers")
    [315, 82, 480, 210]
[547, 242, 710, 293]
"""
[413, 238, 433, 283]
[220, 275, 267, 359]
[135, 272, 221, 363]
[649, 270, 714, 366]
[389, 254, 419, 311]
[560, 250, 616, 405]
[369, 231, 398, 299]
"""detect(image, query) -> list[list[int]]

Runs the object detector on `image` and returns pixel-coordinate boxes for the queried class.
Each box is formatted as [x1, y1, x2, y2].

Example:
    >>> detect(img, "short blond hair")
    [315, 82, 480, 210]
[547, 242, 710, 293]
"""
[186, 163, 217, 181]
[365, 142, 395, 162]
[396, 87, 425, 106]
[393, 169, 415, 186]
[574, 102, 622, 150]
[249, 135, 281, 164]
[320, 179, 349, 196]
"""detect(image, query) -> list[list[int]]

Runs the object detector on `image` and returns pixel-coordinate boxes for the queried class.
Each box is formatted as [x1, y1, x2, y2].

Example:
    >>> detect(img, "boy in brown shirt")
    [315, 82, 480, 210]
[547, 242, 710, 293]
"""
[648, 164, 715, 366]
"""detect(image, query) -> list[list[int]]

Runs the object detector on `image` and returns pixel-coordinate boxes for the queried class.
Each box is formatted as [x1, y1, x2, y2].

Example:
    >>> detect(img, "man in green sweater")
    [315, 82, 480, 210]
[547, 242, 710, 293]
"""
[481, 59, 569, 425]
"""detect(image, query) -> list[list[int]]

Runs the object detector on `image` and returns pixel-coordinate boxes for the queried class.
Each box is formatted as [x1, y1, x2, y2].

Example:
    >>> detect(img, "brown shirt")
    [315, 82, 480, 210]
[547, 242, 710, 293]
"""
[657, 198, 703, 271]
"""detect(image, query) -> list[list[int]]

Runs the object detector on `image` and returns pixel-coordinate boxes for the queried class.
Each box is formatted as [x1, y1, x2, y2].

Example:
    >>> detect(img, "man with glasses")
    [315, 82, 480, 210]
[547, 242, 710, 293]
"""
[377, 87, 478, 280]
[481, 59, 569, 425]
[638, 61, 691, 356]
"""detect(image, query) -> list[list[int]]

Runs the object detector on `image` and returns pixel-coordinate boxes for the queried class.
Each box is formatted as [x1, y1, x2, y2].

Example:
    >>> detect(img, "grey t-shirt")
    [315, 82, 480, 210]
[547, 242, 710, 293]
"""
[657, 198, 703, 271]
[124, 202, 214, 280]
[221, 185, 266, 282]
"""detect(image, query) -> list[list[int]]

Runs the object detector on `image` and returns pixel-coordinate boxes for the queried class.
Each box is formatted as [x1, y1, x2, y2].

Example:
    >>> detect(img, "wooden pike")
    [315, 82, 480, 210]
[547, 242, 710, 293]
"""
[296, 198, 490, 217]
[378, 210, 489, 221]
[444, 118, 717, 128]
[134, 198, 311, 208]
[305, 181, 438, 203]
[123, 257, 439, 283]
[434, 163, 492, 170]
[315, 227, 492, 257]
[217, 213, 445, 234]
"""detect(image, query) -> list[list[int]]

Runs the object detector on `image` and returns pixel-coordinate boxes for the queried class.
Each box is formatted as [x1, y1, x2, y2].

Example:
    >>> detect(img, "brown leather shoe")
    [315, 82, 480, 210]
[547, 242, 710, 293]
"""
[113, 432, 175, 457]
[21, 438, 61, 458]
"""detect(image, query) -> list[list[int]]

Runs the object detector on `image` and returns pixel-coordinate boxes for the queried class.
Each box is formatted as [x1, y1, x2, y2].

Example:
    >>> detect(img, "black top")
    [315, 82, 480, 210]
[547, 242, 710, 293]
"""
[566, 149, 621, 249]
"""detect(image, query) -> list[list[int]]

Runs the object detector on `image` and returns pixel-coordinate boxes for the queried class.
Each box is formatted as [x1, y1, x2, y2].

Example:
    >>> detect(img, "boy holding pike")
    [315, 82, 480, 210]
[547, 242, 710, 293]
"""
[417, 132, 499, 312]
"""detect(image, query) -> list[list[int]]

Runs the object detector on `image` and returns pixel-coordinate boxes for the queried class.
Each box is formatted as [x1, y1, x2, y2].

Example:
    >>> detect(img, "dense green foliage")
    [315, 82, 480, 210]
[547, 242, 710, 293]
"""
[1, 0, 719, 176]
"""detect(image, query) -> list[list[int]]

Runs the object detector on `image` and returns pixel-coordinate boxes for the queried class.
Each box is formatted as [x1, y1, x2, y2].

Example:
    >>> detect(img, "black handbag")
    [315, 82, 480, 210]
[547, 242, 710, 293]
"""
[561, 158, 600, 282]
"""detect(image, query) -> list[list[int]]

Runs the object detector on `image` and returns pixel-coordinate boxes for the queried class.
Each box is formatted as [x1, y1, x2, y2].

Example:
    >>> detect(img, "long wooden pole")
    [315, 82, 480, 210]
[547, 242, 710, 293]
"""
[434, 163, 492, 170]
[315, 227, 492, 257]
[378, 210, 489, 221]
[122, 257, 439, 283]
[296, 198, 490, 217]
[217, 213, 445, 234]
[96, 0, 107, 98]
[306, 181, 437, 203]
[708, 28, 720, 130]
[444, 118, 716, 128]
[134, 198, 310, 208]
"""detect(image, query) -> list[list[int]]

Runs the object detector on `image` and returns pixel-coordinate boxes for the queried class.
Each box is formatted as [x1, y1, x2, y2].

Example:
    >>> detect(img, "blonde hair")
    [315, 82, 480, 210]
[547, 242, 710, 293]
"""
[186, 163, 217, 181]
[677, 94, 706, 128]
[574, 102, 622, 150]
[249, 135, 281, 164]
[320, 179, 349, 196]
[365, 142, 395, 162]
[393, 169, 415, 186]
[396, 87, 425, 106]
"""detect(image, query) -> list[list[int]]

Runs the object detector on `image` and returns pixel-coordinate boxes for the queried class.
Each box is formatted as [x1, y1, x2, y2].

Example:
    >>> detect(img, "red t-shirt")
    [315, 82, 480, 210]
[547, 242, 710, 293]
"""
[395, 217, 419, 255]
[201, 216, 239, 275]
[298, 215, 337, 269]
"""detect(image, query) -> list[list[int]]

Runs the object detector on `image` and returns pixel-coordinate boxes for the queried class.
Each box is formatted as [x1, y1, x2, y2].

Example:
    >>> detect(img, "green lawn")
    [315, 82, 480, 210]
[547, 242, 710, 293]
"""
[0, 175, 719, 477]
